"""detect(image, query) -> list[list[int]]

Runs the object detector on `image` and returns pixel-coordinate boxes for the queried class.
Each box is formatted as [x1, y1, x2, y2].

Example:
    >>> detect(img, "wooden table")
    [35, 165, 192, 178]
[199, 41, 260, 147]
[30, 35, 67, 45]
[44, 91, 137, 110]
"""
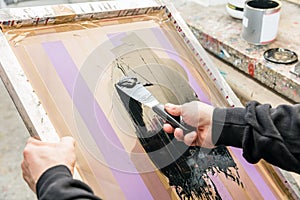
[174, 0, 300, 103]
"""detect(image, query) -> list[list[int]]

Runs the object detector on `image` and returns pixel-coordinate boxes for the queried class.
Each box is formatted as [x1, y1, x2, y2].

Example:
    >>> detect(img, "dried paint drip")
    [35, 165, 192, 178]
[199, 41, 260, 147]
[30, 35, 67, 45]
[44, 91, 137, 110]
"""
[161, 146, 242, 200]
[116, 86, 243, 200]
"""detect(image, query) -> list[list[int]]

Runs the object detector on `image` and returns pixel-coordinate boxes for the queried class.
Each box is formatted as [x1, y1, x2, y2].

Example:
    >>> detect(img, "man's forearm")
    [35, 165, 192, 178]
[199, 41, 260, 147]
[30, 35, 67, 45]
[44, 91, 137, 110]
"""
[212, 101, 300, 174]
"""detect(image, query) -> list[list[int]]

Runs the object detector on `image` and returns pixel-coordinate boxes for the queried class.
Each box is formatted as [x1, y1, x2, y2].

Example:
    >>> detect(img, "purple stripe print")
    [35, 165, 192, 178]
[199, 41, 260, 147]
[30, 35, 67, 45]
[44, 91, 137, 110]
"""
[231, 147, 276, 199]
[43, 41, 153, 200]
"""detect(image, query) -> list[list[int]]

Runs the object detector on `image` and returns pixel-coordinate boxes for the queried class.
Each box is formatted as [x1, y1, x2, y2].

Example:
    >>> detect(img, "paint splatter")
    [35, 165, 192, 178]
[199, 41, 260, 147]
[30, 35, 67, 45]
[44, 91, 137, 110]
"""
[116, 79, 242, 200]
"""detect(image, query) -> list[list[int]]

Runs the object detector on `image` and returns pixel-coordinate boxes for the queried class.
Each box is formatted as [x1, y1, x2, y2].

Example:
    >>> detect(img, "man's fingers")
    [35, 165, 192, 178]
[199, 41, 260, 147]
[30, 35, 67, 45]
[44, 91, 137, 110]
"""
[174, 128, 184, 141]
[26, 137, 41, 145]
[183, 131, 197, 146]
[163, 124, 174, 133]
[163, 103, 181, 134]
[21, 160, 28, 171]
[165, 103, 182, 116]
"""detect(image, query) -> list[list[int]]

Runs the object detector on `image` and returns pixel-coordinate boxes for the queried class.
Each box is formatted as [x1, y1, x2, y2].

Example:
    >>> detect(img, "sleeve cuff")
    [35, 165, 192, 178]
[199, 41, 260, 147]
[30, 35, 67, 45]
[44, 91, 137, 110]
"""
[212, 107, 247, 148]
[36, 165, 72, 197]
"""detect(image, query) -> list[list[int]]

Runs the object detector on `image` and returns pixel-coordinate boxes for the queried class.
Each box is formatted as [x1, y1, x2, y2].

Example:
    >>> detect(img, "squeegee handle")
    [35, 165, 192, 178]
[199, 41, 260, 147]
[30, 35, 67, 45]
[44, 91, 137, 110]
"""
[152, 104, 194, 134]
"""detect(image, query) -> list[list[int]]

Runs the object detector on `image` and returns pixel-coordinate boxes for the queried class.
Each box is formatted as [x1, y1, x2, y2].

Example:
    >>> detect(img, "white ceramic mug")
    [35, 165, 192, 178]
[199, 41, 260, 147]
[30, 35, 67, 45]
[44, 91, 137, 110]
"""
[226, 0, 246, 19]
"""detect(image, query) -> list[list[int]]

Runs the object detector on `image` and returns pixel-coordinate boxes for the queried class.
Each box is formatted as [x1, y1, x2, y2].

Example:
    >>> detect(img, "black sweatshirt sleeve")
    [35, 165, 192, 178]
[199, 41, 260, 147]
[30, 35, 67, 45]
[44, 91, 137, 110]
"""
[36, 165, 102, 200]
[212, 101, 300, 174]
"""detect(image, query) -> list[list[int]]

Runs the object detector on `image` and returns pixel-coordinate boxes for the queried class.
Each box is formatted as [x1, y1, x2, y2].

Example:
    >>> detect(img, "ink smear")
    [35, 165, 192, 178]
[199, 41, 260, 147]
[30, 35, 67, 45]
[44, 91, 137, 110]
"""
[115, 77, 242, 200]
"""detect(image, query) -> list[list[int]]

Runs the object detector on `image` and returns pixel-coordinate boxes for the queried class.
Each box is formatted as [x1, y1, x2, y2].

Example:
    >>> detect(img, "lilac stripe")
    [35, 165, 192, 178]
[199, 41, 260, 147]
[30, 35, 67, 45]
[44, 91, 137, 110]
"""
[107, 32, 127, 46]
[151, 28, 210, 104]
[230, 147, 276, 199]
[43, 41, 153, 200]
[208, 173, 233, 200]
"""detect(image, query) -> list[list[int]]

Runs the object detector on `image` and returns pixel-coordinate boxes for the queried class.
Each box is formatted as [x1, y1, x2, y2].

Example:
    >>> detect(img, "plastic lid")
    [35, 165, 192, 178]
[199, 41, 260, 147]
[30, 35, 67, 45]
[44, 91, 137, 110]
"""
[263, 48, 298, 64]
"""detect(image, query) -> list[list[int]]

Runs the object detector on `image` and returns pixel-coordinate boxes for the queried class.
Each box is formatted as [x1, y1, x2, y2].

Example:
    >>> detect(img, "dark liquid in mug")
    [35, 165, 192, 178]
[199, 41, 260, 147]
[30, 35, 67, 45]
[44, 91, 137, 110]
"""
[248, 0, 279, 9]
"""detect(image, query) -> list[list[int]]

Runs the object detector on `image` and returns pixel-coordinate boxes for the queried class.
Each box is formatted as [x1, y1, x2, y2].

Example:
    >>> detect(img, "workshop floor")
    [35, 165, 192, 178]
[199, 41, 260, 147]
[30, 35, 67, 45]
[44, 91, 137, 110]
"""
[0, 79, 36, 199]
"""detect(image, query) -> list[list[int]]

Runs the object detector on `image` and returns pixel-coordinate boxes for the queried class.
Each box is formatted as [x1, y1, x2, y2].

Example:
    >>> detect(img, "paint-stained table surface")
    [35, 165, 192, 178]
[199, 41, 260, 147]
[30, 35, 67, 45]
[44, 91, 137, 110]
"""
[174, 0, 300, 102]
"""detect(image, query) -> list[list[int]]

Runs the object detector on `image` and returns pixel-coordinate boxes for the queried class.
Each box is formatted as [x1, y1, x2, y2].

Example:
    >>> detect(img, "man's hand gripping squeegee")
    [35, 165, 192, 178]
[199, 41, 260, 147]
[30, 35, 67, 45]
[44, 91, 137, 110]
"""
[115, 77, 194, 134]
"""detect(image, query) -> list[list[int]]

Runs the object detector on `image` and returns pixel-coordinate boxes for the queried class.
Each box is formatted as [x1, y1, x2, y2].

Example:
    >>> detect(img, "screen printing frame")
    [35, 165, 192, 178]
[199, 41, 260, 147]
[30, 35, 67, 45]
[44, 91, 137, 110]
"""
[0, 0, 299, 199]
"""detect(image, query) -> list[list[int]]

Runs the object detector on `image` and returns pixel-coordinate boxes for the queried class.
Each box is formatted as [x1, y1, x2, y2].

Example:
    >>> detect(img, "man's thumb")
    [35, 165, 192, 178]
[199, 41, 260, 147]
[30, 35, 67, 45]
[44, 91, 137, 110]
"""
[61, 136, 75, 147]
[165, 103, 182, 116]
